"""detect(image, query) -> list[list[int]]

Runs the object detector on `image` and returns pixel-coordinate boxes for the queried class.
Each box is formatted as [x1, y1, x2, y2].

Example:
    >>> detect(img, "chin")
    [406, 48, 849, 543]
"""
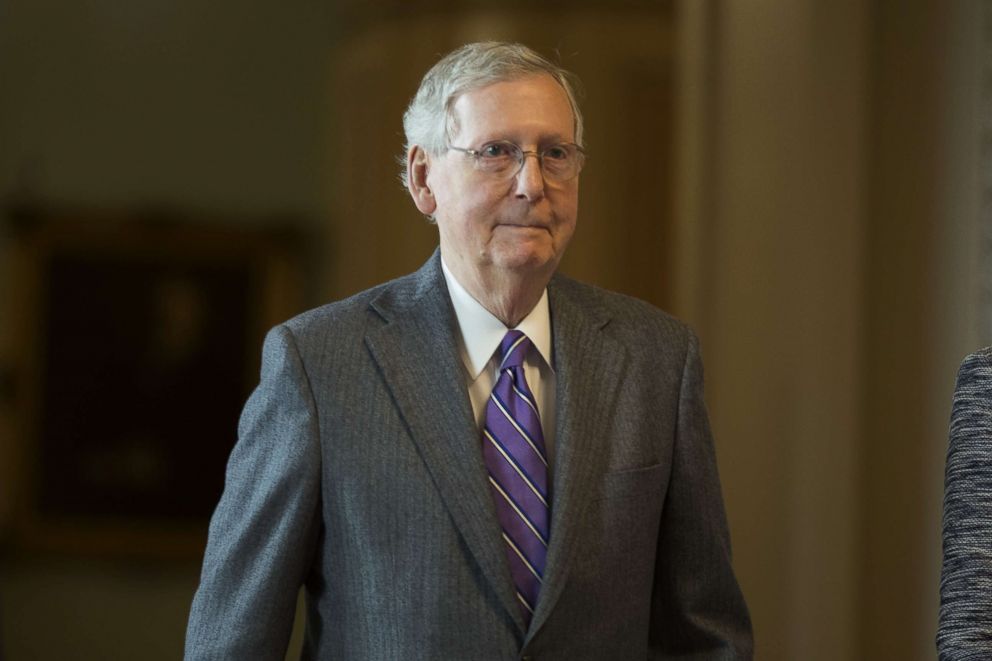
[491, 248, 558, 274]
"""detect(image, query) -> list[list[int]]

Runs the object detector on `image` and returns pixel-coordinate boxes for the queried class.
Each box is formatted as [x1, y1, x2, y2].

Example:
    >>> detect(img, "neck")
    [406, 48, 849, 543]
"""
[477, 279, 546, 328]
[446, 260, 552, 328]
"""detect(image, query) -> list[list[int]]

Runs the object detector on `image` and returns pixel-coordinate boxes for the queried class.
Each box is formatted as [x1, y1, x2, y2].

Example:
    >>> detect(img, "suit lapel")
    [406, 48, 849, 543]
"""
[363, 253, 527, 633]
[527, 277, 628, 639]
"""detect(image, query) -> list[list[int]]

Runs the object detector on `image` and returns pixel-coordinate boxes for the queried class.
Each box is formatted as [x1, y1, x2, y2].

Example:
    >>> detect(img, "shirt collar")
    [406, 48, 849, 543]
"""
[441, 257, 553, 379]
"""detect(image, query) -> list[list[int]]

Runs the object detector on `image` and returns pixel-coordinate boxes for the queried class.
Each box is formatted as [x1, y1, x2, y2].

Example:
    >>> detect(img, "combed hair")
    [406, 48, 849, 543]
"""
[399, 41, 584, 188]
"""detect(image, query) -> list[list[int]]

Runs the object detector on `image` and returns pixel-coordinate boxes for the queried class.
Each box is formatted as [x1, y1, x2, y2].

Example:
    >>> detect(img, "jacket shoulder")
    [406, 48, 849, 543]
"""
[277, 269, 422, 342]
[551, 274, 693, 346]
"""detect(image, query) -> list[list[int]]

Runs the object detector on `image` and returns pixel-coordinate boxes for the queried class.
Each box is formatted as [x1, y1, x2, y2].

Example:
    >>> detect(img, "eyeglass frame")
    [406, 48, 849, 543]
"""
[446, 140, 587, 182]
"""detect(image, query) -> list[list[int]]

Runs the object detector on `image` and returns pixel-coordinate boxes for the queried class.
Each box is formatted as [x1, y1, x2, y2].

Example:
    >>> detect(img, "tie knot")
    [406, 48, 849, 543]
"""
[498, 330, 531, 370]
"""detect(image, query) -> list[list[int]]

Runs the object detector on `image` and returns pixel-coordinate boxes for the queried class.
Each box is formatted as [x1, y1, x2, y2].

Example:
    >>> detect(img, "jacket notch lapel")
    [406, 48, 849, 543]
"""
[363, 255, 528, 634]
[526, 281, 628, 638]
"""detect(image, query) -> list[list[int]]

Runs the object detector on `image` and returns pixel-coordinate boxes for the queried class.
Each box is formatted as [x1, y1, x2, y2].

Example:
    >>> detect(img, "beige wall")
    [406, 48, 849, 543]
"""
[1, 1, 985, 659]
[678, 1, 985, 659]
[860, 1, 986, 658]
[679, 2, 867, 657]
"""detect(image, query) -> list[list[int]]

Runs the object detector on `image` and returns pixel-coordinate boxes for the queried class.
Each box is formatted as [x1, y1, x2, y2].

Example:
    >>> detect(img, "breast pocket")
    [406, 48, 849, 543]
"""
[596, 462, 667, 503]
[574, 462, 669, 604]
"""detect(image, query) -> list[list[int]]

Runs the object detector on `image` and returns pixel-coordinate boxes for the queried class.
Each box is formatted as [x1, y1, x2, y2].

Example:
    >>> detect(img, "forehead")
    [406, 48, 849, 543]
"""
[449, 74, 575, 143]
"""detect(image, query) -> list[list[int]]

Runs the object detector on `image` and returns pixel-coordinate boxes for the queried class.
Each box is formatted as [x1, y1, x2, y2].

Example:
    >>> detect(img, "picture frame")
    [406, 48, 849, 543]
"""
[3, 206, 308, 558]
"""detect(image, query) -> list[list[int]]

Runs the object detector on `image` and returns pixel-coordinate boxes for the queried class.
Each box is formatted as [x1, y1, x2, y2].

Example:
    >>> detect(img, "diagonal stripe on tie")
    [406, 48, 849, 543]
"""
[490, 391, 548, 467]
[488, 475, 549, 547]
[499, 334, 530, 369]
[502, 533, 543, 613]
[487, 387, 547, 475]
[517, 592, 535, 616]
[511, 383, 541, 418]
[502, 531, 544, 581]
[482, 330, 550, 627]
[483, 427, 548, 506]
[482, 431, 548, 518]
[488, 470, 549, 564]
[492, 375, 545, 453]
[491, 479, 549, 594]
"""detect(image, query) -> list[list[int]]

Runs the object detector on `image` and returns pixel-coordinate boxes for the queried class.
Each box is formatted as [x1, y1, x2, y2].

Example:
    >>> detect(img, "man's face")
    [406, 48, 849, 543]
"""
[425, 74, 579, 286]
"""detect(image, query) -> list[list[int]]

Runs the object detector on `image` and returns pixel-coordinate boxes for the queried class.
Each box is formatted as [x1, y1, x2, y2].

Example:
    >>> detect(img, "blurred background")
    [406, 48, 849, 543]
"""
[0, 0, 987, 659]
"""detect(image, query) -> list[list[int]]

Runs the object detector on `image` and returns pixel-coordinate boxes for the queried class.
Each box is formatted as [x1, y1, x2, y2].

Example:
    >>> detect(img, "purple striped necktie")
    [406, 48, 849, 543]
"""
[482, 330, 550, 626]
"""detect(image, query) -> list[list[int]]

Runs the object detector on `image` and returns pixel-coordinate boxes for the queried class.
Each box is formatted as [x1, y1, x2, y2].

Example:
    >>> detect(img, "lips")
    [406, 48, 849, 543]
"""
[498, 221, 550, 230]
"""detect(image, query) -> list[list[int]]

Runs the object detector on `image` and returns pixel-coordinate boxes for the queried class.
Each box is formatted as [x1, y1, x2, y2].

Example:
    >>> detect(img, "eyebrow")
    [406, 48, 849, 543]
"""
[475, 133, 574, 147]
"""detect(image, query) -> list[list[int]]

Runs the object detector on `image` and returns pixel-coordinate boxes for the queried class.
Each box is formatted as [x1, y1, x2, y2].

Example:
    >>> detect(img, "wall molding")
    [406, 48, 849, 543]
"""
[980, 2, 992, 343]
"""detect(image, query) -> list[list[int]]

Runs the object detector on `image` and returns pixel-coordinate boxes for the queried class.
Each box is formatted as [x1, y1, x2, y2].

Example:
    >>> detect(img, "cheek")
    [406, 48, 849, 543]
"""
[553, 191, 579, 230]
[436, 203, 485, 253]
[436, 178, 499, 216]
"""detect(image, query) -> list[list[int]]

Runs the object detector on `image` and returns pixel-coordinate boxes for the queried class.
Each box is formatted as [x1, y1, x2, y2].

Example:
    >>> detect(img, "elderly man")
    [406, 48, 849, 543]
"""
[186, 41, 752, 660]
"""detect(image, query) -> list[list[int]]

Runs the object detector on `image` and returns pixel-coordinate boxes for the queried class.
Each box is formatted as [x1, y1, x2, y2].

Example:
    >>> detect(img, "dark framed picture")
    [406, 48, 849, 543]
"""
[6, 209, 307, 557]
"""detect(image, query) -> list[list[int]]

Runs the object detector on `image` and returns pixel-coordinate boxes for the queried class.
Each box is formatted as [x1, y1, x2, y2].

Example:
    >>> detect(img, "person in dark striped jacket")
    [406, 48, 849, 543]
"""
[938, 347, 992, 659]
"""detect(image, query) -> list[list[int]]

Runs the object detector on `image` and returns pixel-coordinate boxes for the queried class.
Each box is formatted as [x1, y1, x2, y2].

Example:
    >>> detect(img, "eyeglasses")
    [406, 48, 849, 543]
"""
[447, 140, 586, 182]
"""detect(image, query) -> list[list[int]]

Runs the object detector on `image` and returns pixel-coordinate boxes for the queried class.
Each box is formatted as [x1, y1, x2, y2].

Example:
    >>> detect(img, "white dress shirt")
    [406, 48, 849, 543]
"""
[441, 258, 557, 464]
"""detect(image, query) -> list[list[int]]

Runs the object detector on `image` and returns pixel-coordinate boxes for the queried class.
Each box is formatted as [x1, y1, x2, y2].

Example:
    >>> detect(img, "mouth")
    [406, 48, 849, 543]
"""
[497, 222, 550, 232]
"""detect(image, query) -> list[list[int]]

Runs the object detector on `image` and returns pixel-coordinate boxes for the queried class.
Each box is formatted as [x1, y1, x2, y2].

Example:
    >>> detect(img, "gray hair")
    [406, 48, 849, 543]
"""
[400, 41, 584, 188]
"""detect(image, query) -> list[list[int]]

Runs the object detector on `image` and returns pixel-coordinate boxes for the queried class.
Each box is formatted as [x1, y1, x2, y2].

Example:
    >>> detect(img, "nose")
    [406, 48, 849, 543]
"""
[513, 152, 545, 201]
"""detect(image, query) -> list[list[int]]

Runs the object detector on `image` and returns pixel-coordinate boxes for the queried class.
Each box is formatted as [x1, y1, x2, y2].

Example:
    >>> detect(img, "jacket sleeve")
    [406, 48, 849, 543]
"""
[185, 324, 322, 660]
[937, 348, 992, 660]
[648, 330, 753, 659]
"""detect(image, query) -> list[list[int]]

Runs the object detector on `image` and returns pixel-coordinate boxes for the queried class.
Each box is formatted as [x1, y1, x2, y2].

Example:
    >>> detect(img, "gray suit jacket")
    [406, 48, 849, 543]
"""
[186, 252, 752, 660]
[938, 347, 992, 660]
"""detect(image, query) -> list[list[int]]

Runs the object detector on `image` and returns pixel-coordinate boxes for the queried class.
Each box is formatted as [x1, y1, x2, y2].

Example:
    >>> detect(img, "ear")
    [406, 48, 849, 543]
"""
[407, 145, 437, 216]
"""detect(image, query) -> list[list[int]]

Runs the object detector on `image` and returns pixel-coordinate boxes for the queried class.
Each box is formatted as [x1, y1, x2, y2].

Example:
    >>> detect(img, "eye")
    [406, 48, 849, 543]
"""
[479, 142, 517, 159]
[543, 145, 571, 161]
